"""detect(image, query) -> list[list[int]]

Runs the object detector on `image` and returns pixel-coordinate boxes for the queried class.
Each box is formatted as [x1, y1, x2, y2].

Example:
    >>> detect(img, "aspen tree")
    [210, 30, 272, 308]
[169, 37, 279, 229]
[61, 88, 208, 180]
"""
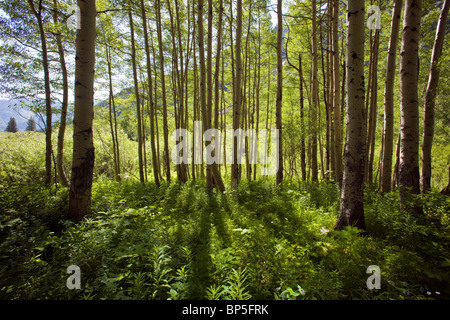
[69, 0, 96, 222]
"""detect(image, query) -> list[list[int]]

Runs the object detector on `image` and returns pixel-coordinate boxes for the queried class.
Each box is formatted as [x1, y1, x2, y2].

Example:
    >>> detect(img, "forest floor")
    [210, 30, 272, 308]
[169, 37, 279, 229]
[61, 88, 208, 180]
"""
[1, 177, 450, 300]
[1, 132, 450, 300]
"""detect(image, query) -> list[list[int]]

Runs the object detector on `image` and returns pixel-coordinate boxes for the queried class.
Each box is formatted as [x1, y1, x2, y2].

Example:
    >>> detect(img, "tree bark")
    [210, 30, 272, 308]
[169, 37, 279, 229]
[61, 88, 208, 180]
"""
[140, 0, 160, 187]
[332, 0, 342, 187]
[299, 54, 307, 181]
[334, 0, 366, 230]
[207, 0, 225, 191]
[128, 3, 145, 184]
[106, 43, 120, 182]
[175, 0, 188, 183]
[420, 0, 449, 193]
[366, 29, 380, 184]
[231, 0, 243, 189]
[310, 0, 319, 182]
[27, 0, 52, 186]
[398, 0, 422, 198]
[69, 0, 96, 222]
[381, 0, 403, 193]
[53, 0, 69, 187]
[276, 0, 283, 185]
[156, 0, 171, 183]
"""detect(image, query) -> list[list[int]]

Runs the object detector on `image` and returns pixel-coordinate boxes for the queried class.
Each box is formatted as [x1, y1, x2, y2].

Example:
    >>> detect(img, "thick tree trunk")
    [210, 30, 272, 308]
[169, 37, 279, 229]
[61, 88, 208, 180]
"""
[68, 0, 96, 222]
[421, 0, 449, 193]
[381, 0, 403, 193]
[398, 0, 422, 197]
[334, 0, 366, 230]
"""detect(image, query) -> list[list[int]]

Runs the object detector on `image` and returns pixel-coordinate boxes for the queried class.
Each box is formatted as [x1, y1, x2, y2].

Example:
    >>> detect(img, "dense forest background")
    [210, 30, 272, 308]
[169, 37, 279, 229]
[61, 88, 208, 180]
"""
[0, 0, 449, 300]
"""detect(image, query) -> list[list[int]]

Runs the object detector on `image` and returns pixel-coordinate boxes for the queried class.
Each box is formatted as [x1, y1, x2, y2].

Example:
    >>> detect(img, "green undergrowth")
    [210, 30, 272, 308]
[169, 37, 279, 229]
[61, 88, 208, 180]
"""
[1, 176, 449, 300]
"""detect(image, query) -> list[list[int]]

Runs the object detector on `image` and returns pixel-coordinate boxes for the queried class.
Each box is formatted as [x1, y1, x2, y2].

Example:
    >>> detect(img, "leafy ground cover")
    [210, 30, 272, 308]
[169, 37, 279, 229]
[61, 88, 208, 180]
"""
[1, 132, 450, 300]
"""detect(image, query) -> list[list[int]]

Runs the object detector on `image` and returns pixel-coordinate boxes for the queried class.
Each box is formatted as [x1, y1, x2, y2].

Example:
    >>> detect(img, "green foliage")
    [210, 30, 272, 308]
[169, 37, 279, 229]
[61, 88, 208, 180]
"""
[1, 176, 450, 300]
[1, 133, 450, 300]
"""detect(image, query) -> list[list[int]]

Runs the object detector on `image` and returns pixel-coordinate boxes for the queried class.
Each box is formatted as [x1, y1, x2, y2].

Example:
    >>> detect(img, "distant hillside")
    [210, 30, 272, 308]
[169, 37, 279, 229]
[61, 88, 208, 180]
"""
[0, 99, 59, 132]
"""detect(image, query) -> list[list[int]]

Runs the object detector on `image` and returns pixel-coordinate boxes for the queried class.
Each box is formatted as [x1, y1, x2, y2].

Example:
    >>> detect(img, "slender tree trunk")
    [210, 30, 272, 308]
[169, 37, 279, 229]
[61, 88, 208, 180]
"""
[231, 0, 243, 189]
[53, 0, 69, 187]
[192, 11, 198, 180]
[366, 29, 380, 183]
[327, 0, 335, 181]
[106, 43, 120, 182]
[381, 0, 403, 193]
[151, 38, 163, 182]
[205, 0, 214, 188]
[141, 0, 160, 187]
[128, 4, 145, 184]
[319, 18, 330, 180]
[254, 17, 262, 181]
[265, 55, 271, 173]
[398, 0, 422, 198]
[28, 0, 52, 186]
[299, 54, 307, 181]
[156, 0, 171, 183]
[332, 0, 342, 187]
[175, 0, 187, 182]
[198, 0, 212, 188]
[392, 131, 401, 190]
[275, 0, 283, 184]
[311, 0, 319, 182]
[68, 0, 96, 222]
[214, 0, 224, 170]
[421, 0, 449, 193]
[334, 0, 366, 230]
[167, 0, 185, 183]
[206, 0, 225, 191]
[275, 0, 283, 185]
